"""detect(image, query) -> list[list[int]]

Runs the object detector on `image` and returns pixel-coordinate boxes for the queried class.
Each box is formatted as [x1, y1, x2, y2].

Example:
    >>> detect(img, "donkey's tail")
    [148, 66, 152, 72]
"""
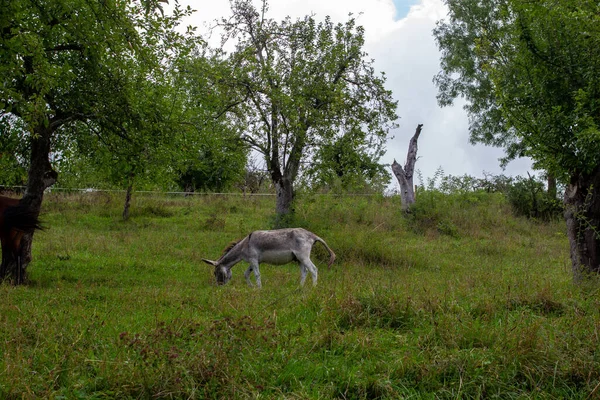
[2, 204, 44, 234]
[315, 237, 336, 269]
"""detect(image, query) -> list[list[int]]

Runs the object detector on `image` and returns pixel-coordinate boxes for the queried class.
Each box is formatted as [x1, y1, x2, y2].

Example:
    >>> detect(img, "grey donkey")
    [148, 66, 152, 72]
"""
[202, 228, 336, 287]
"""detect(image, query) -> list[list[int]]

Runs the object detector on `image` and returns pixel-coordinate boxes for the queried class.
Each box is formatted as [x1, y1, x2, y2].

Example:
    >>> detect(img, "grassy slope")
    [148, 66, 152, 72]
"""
[0, 191, 597, 399]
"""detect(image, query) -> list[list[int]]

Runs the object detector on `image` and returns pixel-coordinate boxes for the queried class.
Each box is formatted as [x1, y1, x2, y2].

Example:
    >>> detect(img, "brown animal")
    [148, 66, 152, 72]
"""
[0, 195, 43, 283]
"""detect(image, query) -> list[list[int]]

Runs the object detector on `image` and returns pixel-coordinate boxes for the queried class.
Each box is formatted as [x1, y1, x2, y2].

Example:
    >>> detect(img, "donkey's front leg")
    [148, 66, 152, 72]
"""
[246, 261, 262, 288]
[244, 266, 254, 286]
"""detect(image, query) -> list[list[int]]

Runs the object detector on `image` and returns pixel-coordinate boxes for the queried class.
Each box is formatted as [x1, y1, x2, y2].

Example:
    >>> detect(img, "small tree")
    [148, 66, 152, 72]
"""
[176, 135, 247, 193]
[305, 131, 391, 193]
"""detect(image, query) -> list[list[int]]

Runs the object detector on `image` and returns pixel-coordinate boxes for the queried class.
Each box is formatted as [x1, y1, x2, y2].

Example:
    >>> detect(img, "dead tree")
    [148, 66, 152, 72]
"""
[392, 124, 423, 211]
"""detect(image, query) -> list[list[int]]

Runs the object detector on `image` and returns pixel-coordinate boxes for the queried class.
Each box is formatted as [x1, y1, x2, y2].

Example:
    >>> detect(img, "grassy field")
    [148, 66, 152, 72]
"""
[1, 190, 598, 399]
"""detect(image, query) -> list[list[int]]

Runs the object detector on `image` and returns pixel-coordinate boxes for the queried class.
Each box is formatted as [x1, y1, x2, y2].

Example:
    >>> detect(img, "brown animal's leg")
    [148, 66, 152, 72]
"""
[14, 232, 26, 285]
[15, 255, 21, 285]
[0, 239, 8, 281]
[0, 231, 27, 285]
[0, 253, 17, 284]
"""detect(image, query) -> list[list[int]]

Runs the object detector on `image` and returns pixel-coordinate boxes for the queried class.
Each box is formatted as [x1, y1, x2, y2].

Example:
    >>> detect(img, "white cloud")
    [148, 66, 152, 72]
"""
[267, 0, 399, 43]
[171, 0, 533, 183]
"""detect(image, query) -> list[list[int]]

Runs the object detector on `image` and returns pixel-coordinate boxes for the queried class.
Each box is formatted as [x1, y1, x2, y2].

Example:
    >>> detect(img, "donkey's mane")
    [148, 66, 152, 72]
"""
[220, 239, 241, 258]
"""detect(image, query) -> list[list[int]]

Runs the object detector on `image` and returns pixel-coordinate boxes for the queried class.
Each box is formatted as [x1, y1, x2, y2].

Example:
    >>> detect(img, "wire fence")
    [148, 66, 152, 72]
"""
[0, 185, 392, 197]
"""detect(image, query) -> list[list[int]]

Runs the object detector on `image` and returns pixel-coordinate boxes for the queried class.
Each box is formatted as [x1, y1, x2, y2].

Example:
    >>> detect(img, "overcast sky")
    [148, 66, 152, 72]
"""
[171, 0, 533, 187]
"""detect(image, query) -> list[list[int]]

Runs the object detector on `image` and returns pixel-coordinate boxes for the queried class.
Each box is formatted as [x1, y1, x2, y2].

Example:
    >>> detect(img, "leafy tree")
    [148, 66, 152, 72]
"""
[58, 39, 240, 211]
[506, 175, 563, 221]
[305, 131, 391, 193]
[83, 66, 194, 220]
[434, 0, 600, 280]
[176, 136, 246, 193]
[173, 52, 249, 194]
[0, 0, 192, 282]
[214, 0, 398, 222]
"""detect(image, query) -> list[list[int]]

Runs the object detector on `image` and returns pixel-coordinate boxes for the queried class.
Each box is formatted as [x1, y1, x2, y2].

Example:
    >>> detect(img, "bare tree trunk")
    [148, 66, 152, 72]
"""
[564, 167, 600, 282]
[392, 124, 423, 212]
[11, 124, 57, 284]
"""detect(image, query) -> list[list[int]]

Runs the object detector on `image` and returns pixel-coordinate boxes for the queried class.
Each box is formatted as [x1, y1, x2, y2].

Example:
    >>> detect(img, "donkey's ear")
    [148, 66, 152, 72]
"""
[202, 258, 218, 266]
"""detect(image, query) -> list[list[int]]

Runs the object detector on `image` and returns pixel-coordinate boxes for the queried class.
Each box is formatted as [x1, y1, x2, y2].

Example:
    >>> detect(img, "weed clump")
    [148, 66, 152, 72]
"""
[116, 316, 279, 398]
[335, 293, 418, 331]
[136, 204, 174, 218]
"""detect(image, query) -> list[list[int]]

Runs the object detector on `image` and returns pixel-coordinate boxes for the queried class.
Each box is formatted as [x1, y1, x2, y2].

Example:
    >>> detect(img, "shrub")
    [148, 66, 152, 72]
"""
[506, 176, 563, 220]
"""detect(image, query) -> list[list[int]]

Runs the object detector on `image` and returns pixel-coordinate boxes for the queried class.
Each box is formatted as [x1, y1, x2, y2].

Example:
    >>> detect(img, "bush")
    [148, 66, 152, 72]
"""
[506, 176, 563, 220]
[407, 189, 498, 237]
[416, 169, 563, 221]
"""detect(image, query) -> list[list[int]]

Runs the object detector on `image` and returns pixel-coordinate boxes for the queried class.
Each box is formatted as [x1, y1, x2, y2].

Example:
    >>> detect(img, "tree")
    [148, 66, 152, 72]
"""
[0, 0, 193, 282]
[215, 0, 398, 222]
[434, 0, 600, 280]
[75, 64, 195, 220]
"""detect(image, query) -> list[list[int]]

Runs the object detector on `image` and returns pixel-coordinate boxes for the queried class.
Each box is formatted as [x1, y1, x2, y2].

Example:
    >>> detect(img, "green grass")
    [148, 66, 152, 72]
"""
[1, 190, 598, 399]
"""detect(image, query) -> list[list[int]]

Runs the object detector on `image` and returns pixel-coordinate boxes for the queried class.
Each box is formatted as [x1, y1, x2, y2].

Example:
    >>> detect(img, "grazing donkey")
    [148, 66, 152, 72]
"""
[202, 228, 336, 288]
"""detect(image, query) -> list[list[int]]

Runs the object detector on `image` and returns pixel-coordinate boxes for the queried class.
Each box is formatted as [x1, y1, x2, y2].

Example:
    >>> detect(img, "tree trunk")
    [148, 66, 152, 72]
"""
[564, 167, 600, 282]
[9, 125, 57, 284]
[547, 173, 557, 199]
[527, 172, 539, 218]
[274, 176, 294, 227]
[123, 176, 134, 221]
[392, 161, 415, 210]
[392, 124, 423, 211]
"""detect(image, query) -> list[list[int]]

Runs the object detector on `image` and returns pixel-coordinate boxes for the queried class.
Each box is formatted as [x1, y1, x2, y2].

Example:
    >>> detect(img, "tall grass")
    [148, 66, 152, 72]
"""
[1, 190, 596, 399]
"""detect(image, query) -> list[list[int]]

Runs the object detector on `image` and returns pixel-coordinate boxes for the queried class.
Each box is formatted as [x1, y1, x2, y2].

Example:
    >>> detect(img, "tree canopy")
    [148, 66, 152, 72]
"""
[434, 0, 600, 179]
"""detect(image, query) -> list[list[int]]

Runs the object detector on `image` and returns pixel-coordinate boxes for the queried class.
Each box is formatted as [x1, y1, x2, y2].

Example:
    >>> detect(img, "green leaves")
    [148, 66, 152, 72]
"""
[0, 0, 215, 193]
[215, 0, 397, 191]
[435, 0, 600, 179]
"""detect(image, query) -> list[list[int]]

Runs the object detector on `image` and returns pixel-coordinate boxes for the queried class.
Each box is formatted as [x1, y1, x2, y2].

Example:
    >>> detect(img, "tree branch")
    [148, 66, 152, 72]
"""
[45, 44, 83, 53]
[404, 124, 423, 179]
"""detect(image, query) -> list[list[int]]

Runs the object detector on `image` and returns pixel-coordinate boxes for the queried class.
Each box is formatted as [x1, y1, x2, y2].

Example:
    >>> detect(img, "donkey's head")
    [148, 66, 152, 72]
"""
[203, 239, 244, 285]
[202, 259, 232, 285]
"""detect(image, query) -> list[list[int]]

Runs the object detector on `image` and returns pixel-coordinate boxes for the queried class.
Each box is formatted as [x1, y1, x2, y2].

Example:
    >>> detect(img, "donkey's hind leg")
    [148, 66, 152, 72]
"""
[307, 261, 318, 286]
[298, 256, 318, 286]
[299, 264, 308, 286]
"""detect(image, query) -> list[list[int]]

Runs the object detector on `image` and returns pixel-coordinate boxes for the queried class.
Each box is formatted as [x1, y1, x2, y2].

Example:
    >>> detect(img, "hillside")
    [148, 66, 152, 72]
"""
[1, 191, 597, 399]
